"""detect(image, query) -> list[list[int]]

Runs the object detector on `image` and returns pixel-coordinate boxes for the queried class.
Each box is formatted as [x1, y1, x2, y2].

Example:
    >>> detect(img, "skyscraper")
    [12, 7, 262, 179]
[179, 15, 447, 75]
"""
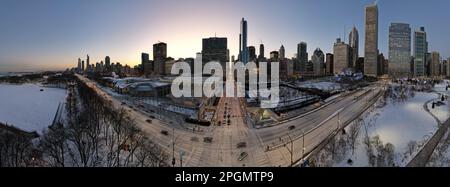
[77, 58, 81, 72]
[325, 53, 334, 75]
[414, 27, 428, 76]
[389, 23, 411, 76]
[239, 18, 248, 64]
[248, 46, 256, 62]
[105, 56, 111, 67]
[312, 48, 325, 76]
[86, 55, 90, 72]
[202, 37, 228, 63]
[153, 42, 167, 75]
[349, 26, 359, 68]
[333, 38, 351, 74]
[296, 42, 308, 73]
[270, 51, 279, 61]
[364, 4, 379, 76]
[447, 58, 450, 77]
[141, 53, 151, 76]
[258, 43, 265, 60]
[430, 51, 440, 76]
[279, 45, 285, 60]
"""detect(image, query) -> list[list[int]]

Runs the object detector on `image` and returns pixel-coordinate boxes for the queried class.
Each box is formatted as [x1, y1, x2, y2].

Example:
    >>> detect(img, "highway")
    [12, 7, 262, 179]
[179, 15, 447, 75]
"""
[75, 74, 383, 167]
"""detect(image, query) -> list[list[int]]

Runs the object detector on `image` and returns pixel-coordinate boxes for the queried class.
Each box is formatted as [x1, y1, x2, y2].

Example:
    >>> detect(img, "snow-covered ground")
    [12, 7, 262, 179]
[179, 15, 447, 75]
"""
[297, 81, 345, 91]
[314, 84, 442, 167]
[427, 80, 450, 166]
[0, 83, 66, 133]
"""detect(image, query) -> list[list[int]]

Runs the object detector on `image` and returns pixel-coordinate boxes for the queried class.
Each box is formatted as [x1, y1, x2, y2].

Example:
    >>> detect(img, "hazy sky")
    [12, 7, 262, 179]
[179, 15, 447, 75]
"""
[1, 0, 449, 72]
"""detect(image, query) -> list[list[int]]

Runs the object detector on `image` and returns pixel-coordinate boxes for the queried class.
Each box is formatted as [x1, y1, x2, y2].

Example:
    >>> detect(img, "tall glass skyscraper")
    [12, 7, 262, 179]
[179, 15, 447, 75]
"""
[364, 4, 379, 77]
[414, 27, 428, 76]
[389, 23, 411, 76]
[239, 18, 248, 64]
[296, 42, 307, 73]
[349, 26, 359, 68]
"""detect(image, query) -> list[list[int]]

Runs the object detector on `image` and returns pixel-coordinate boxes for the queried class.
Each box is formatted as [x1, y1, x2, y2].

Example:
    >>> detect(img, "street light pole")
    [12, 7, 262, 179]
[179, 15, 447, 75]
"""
[302, 130, 305, 163]
[285, 133, 293, 166]
[172, 128, 175, 167]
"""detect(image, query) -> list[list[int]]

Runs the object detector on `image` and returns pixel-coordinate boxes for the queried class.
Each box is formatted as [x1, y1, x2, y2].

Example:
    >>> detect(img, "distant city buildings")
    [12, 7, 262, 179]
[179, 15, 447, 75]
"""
[414, 27, 428, 76]
[364, 4, 379, 77]
[389, 23, 411, 76]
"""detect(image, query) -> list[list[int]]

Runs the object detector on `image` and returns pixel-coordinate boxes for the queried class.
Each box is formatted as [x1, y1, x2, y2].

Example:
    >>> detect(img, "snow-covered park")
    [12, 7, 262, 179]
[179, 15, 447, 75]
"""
[313, 83, 445, 167]
[0, 83, 66, 133]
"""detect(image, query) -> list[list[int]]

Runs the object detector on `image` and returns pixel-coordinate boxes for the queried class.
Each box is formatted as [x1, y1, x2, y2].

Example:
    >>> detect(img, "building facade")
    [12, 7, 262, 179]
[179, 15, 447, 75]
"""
[153, 42, 167, 75]
[414, 27, 428, 76]
[312, 48, 325, 76]
[389, 23, 411, 76]
[364, 4, 379, 76]
[333, 38, 351, 75]
[430, 51, 440, 76]
[239, 18, 248, 64]
[296, 42, 308, 73]
[349, 26, 359, 68]
[325, 53, 334, 75]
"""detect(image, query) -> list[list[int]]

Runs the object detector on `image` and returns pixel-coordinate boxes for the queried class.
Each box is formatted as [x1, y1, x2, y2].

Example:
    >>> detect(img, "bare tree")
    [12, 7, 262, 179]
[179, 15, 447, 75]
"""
[407, 141, 417, 156]
[39, 123, 68, 167]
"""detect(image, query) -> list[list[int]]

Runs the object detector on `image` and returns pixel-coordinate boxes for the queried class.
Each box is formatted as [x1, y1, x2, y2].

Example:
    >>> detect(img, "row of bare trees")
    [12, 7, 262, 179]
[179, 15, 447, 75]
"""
[0, 124, 37, 167]
[38, 79, 168, 167]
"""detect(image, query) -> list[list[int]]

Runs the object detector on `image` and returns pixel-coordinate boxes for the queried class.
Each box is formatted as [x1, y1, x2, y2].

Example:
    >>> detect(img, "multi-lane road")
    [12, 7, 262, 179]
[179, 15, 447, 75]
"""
[76, 74, 383, 167]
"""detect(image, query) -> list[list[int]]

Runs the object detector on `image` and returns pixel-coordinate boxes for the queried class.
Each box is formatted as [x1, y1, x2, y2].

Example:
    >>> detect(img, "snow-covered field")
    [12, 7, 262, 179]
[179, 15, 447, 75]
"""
[0, 83, 66, 133]
[314, 84, 443, 167]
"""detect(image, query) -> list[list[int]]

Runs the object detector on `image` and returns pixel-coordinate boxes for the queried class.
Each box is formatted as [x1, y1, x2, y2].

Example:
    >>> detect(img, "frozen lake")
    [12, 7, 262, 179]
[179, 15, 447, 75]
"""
[0, 83, 66, 133]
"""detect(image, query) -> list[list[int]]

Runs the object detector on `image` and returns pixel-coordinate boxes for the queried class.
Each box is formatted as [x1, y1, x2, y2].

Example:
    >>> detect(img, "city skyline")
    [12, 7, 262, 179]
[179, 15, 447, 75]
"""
[1, 0, 450, 72]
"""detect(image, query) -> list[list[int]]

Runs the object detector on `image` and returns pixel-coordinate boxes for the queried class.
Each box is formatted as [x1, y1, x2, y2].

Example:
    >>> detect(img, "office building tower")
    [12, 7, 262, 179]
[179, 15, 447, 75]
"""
[248, 46, 256, 62]
[202, 37, 228, 63]
[259, 43, 265, 60]
[326, 53, 334, 75]
[389, 23, 411, 76]
[296, 42, 308, 73]
[312, 48, 325, 76]
[364, 4, 379, 76]
[414, 27, 428, 76]
[430, 52, 440, 76]
[153, 42, 167, 75]
[239, 18, 248, 64]
[279, 45, 285, 60]
[349, 26, 359, 68]
[333, 38, 351, 74]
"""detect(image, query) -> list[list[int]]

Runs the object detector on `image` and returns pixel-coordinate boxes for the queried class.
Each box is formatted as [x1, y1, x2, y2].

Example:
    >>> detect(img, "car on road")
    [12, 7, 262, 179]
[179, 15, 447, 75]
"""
[288, 125, 295, 131]
[203, 137, 213, 143]
[238, 152, 248, 161]
[237, 142, 246, 148]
